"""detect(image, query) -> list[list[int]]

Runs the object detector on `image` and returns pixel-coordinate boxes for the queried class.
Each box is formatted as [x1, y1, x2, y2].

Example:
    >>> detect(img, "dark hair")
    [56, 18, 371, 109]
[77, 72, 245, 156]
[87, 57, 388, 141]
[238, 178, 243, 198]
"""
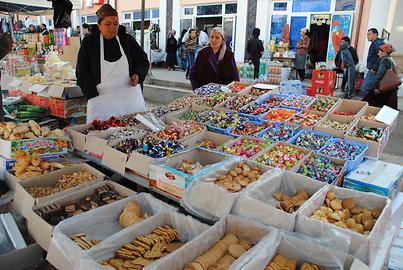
[305, 29, 310, 37]
[82, 23, 89, 29]
[76, 25, 80, 29]
[252, 28, 260, 37]
[342, 36, 351, 45]
[368, 28, 379, 35]
[41, 23, 46, 28]
[29, 24, 34, 28]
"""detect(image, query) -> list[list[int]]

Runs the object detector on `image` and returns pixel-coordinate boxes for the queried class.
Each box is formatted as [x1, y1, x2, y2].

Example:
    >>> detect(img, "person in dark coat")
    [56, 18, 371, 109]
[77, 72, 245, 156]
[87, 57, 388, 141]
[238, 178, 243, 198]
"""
[339, 40, 356, 99]
[295, 28, 310, 81]
[76, 4, 149, 123]
[335, 36, 358, 92]
[361, 28, 384, 98]
[246, 28, 264, 79]
[165, 30, 178, 71]
[189, 27, 239, 90]
[363, 44, 399, 109]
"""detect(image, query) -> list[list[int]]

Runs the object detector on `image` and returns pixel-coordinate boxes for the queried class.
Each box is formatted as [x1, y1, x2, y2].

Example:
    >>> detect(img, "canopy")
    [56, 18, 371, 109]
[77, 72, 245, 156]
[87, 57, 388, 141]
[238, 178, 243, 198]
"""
[0, 0, 81, 15]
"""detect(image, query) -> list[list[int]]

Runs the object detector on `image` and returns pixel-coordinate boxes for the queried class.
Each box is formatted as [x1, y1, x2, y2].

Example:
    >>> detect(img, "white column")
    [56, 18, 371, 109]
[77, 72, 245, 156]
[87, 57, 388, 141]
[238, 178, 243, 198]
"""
[159, 0, 167, 50]
[234, 0, 249, 62]
[71, 10, 81, 29]
[255, 0, 271, 49]
[172, 0, 180, 33]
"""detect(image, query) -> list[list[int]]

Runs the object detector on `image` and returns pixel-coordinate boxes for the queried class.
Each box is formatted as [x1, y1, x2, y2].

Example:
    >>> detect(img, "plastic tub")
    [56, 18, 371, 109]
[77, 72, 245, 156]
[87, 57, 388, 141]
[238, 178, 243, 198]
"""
[255, 122, 299, 143]
[227, 120, 267, 138]
[288, 129, 333, 151]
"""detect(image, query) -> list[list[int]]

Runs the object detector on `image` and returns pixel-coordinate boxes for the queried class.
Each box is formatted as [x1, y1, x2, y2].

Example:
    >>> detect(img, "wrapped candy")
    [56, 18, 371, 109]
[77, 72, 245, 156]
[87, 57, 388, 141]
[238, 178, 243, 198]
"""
[257, 122, 297, 143]
[153, 121, 203, 140]
[320, 140, 364, 160]
[223, 95, 256, 111]
[256, 143, 305, 169]
[231, 121, 270, 136]
[287, 112, 323, 127]
[292, 132, 329, 150]
[197, 92, 231, 107]
[229, 83, 248, 93]
[260, 95, 285, 108]
[239, 103, 270, 115]
[138, 138, 187, 158]
[263, 108, 297, 122]
[181, 110, 220, 123]
[298, 155, 343, 183]
[281, 95, 314, 109]
[194, 83, 222, 95]
[351, 127, 384, 142]
[151, 104, 178, 117]
[207, 112, 248, 129]
[169, 95, 203, 108]
[87, 117, 126, 133]
[310, 97, 337, 112]
[195, 138, 219, 149]
[319, 120, 350, 131]
[223, 138, 270, 158]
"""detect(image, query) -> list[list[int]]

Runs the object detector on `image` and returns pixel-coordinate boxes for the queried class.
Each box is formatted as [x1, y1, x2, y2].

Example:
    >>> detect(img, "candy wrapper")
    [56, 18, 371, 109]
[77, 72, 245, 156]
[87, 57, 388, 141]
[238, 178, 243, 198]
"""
[85, 117, 127, 133]
[230, 122, 270, 137]
[250, 87, 270, 96]
[319, 120, 350, 131]
[223, 95, 256, 111]
[169, 95, 203, 108]
[256, 143, 306, 170]
[194, 83, 223, 95]
[298, 155, 343, 184]
[138, 139, 187, 158]
[260, 95, 285, 108]
[320, 140, 364, 161]
[351, 127, 384, 142]
[197, 92, 231, 107]
[256, 123, 298, 143]
[309, 97, 337, 112]
[280, 95, 314, 109]
[239, 103, 270, 116]
[107, 128, 147, 141]
[151, 104, 178, 117]
[180, 110, 220, 123]
[263, 108, 297, 122]
[207, 112, 248, 130]
[153, 121, 203, 140]
[195, 138, 219, 150]
[229, 83, 249, 93]
[287, 112, 323, 127]
[291, 131, 330, 150]
[223, 138, 270, 159]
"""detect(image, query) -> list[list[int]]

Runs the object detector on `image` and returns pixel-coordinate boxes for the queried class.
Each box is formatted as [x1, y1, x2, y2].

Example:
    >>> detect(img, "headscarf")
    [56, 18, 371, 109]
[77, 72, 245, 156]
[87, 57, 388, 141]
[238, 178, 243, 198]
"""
[379, 43, 395, 55]
[168, 30, 176, 38]
[96, 4, 118, 22]
[210, 27, 226, 62]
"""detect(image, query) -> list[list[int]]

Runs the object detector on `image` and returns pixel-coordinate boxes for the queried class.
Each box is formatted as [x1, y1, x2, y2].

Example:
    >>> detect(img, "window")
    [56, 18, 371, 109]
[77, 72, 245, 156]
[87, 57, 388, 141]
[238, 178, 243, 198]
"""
[225, 3, 237, 14]
[180, 19, 192, 33]
[81, 17, 86, 23]
[124, 13, 131, 20]
[87, 15, 98, 24]
[144, 10, 151, 20]
[48, 20, 53, 27]
[184, 7, 193, 15]
[133, 11, 141, 20]
[270, 15, 287, 43]
[152, 9, 159, 18]
[335, 0, 356, 11]
[273, 2, 287, 11]
[290, 16, 307, 50]
[197, 4, 222, 16]
[292, 0, 331, 12]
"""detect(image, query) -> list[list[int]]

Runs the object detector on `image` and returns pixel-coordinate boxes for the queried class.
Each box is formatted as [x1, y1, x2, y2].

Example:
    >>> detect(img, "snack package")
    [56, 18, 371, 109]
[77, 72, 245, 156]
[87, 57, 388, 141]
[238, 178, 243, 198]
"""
[232, 171, 326, 231]
[49, 193, 177, 270]
[242, 231, 350, 270]
[181, 158, 279, 222]
[161, 215, 279, 270]
[73, 211, 209, 270]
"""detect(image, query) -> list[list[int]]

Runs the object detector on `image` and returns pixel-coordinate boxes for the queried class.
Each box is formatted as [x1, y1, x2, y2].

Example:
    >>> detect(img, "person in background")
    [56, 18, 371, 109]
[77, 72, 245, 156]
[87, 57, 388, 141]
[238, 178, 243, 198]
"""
[363, 44, 398, 109]
[199, 26, 209, 47]
[76, 4, 149, 123]
[27, 24, 36, 33]
[82, 23, 92, 37]
[40, 24, 48, 35]
[339, 40, 356, 99]
[189, 27, 239, 90]
[246, 28, 264, 79]
[166, 30, 178, 71]
[183, 28, 198, 79]
[73, 26, 80, 36]
[361, 28, 384, 99]
[177, 29, 188, 71]
[335, 36, 359, 92]
[295, 28, 310, 81]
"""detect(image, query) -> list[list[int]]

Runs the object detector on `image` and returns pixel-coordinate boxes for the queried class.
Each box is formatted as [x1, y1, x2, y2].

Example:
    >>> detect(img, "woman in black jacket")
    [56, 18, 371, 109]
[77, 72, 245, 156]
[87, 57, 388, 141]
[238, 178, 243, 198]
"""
[76, 4, 149, 123]
[165, 30, 178, 71]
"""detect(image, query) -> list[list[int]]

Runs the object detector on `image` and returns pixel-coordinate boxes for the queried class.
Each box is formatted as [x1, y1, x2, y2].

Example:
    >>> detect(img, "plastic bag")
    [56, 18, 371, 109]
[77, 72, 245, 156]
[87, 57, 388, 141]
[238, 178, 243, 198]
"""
[48, 193, 177, 269]
[76, 211, 210, 270]
[160, 215, 279, 270]
[242, 230, 350, 270]
[181, 158, 281, 222]
[232, 170, 326, 231]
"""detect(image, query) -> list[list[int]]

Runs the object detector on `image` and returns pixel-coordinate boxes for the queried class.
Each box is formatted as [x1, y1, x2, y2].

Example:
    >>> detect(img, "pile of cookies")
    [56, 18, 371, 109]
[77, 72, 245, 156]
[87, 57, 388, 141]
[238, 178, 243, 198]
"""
[214, 161, 263, 193]
[70, 234, 102, 250]
[100, 225, 182, 270]
[176, 160, 204, 175]
[0, 121, 65, 141]
[12, 150, 66, 180]
[311, 191, 382, 235]
[265, 254, 323, 270]
[272, 189, 310, 214]
[119, 201, 145, 228]
[185, 233, 252, 270]
[27, 170, 97, 198]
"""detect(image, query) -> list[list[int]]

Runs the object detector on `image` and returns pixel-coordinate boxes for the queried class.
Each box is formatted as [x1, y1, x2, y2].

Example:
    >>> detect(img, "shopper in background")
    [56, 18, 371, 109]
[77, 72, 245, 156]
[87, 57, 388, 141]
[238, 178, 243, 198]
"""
[199, 26, 209, 47]
[177, 29, 188, 71]
[73, 25, 80, 36]
[76, 4, 149, 123]
[166, 30, 178, 71]
[246, 28, 264, 79]
[335, 36, 359, 92]
[363, 44, 399, 109]
[189, 27, 239, 90]
[339, 40, 356, 99]
[40, 24, 49, 35]
[27, 24, 36, 34]
[295, 28, 310, 81]
[361, 28, 384, 99]
[82, 23, 92, 37]
[183, 28, 198, 79]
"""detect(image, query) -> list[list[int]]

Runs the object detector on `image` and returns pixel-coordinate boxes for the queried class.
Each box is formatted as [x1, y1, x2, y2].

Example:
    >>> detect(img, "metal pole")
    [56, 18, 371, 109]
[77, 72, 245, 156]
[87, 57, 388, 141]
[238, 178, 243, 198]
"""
[140, 0, 145, 49]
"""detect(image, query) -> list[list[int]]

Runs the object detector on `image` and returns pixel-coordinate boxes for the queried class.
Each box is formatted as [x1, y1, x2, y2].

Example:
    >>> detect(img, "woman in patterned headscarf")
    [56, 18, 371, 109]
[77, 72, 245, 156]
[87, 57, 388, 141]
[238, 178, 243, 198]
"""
[189, 27, 239, 90]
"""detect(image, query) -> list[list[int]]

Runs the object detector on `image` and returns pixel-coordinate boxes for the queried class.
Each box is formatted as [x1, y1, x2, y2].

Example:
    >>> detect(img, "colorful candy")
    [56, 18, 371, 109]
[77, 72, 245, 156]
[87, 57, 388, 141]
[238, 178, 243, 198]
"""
[319, 120, 350, 131]
[197, 92, 231, 107]
[169, 95, 203, 108]
[361, 113, 378, 122]
[195, 138, 219, 149]
[138, 138, 187, 158]
[115, 138, 143, 154]
[229, 83, 248, 93]
[352, 127, 384, 142]
[264, 108, 297, 122]
[320, 140, 363, 160]
[281, 95, 314, 109]
[260, 96, 285, 108]
[181, 110, 220, 123]
[86, 117, 126, 133]
[258, 123, 297, 143]
[310, 97, 336, 112]
[107, 128, 146, 141]
[287, 112, 322, 127]
[118, 112, 146, 126]
[334, 111, 355, 116]
[256, 143, 305, 170]
[223, 138, 269, 158]
[293, 132, 329, 150]
[231, 122, 270, 136]
[151, 104, 178, 117]
[154, 121, 202, 140]
[298, 155, 343, 183]
[240, 103, 270, 115]
[194, 83, 222, 95]
[207, 112, 247, 129]
[250, 87, 270, 96]
[223, 95, 256, 110]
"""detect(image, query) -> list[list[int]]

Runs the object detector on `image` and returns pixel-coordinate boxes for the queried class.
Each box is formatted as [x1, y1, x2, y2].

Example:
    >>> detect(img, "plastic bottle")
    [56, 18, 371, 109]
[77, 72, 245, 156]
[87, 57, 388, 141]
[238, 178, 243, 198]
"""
[280, 81, 288, 95]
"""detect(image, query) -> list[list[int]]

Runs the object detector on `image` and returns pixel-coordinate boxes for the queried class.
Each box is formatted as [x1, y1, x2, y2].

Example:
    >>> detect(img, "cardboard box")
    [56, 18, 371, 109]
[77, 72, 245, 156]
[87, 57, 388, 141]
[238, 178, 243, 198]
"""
[47, 97, 86, 118]
[307, 94, 341, 113]
[181, 130, 233, 149]
[13, 163, 104, 217]
[66, 124, 93, 151]
[27, 180, 135, 250]
[222, 136, 271, 159]
[314, 113, 357, 138]
[163, 103, 211, 123]
[0, 137, 72, 159]
[226, 81, 251, 94]
[345, 120, 388, 159]
[149, 148, 234, 198]
[286, 109, 327, 131]
[329, 99, 368, 117]
[239, 84, 278, 97]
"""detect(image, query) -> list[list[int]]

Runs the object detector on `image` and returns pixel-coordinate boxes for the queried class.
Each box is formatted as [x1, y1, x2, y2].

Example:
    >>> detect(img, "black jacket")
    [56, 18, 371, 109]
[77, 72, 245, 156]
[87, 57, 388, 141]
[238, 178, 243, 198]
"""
[335, 46, 359, 68]
[76, 25, 149, 100]
[165, 36, 178, 54]
[246, 37, 264, 60]
[367, 38, 384, 71]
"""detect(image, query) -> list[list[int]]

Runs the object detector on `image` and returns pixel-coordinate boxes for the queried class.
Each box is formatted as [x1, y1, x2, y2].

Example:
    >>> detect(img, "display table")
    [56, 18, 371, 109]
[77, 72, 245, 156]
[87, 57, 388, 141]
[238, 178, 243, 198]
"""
[151, 50, 167, 64]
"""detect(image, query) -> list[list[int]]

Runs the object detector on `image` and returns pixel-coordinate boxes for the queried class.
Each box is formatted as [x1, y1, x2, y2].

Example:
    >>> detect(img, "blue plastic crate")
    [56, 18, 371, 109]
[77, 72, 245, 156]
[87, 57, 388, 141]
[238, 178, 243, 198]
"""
[227, 120, 267, 138]
[255, 122, 300, 143]
[288, 129, 333, 151]
[279, 94, 315, 110]
[238, 103, 271, 122]
[318, 138, 368, 173]
[206, 124, 231, 135]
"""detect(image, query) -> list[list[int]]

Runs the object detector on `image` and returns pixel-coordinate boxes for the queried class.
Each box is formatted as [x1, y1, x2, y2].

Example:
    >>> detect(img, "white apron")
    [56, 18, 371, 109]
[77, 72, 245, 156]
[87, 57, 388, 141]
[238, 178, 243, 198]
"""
[86, 35, 147, 124]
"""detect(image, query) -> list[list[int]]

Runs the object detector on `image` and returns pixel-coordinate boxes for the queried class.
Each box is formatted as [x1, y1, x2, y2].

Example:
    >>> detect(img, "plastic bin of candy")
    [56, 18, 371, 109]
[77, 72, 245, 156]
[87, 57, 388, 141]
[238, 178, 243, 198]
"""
[256, 94, 288, 108]
[288, 129, 333, 152]
[279, 94, 315, 110]
[259, 107, 301, 123]
[227, 120, 269, 138]
[255, 122, 299, 144]
[318, 138, 369, 173]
